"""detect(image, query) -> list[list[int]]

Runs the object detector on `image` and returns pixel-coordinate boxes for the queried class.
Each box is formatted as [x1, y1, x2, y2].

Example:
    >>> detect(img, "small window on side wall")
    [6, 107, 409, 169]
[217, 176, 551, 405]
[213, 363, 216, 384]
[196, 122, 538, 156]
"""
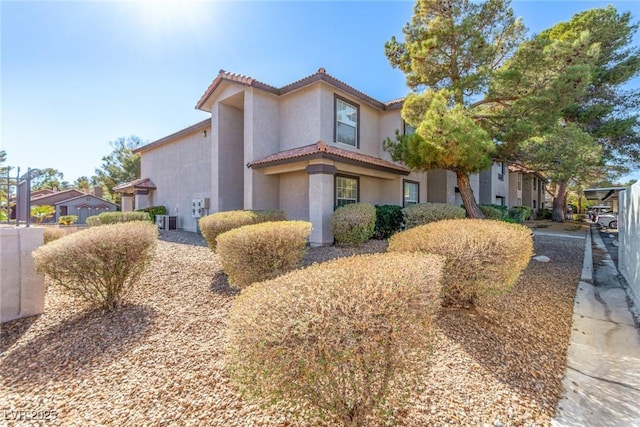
[335, 175, 359, 208]
[335, 95, 359, 147]
[403, 180, 419, 207]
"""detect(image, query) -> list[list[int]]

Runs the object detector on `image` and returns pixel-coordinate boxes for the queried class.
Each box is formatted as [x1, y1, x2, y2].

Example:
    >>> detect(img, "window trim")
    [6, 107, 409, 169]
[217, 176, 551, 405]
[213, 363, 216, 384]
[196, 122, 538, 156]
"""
[403, 179, 420, 207]
[334, 174, 360, 208]
[334, 94, 360, 148]
[403, 120, 416, 136]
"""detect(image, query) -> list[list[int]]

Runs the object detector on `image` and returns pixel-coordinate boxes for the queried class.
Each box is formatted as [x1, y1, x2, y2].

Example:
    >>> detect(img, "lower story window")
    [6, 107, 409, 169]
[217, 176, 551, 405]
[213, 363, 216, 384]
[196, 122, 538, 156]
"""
[533, 200, 537, 209]
[335, 175, 359, 208]
[403, 180, 419, 206]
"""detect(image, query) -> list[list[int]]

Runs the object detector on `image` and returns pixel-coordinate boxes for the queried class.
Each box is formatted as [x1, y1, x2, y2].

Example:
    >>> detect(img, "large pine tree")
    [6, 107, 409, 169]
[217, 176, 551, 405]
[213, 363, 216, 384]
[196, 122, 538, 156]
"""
[384, 0, 527, 218]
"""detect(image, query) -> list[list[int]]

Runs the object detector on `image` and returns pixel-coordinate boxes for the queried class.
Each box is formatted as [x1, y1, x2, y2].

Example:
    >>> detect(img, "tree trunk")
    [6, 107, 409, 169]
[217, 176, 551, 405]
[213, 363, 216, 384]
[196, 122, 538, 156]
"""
[457, 172, 484, 219]
[552, 180, 568, 222]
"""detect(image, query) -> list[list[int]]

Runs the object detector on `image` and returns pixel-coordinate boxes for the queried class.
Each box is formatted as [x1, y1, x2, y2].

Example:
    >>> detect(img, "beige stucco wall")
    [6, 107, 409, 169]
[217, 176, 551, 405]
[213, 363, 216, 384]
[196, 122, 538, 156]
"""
[317, 86, 382, 158]
[619, 182, 640, 309]
[279, 171, 309, 221]
[508, 171, 523, 207]
[245, 89, 280, 210]
[1, 227, 45, 323]
[280, 85, 322, 150]
[140, 125, 212, 232]
[479, 162, 509, 205]
[217, 102, 244, 212]
[427, 169, 456, 205]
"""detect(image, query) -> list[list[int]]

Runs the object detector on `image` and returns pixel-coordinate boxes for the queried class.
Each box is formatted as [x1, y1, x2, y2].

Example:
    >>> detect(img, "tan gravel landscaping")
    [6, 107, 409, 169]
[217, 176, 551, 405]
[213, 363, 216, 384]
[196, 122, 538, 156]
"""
[1, 231, 583, 426]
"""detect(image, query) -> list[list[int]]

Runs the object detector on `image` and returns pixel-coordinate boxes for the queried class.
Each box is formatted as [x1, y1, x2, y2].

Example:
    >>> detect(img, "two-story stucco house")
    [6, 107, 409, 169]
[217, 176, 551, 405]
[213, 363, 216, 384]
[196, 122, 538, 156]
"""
[479, 162, 510, 207]
[120, 68, 483, 245]
[508, 163, 546, 214]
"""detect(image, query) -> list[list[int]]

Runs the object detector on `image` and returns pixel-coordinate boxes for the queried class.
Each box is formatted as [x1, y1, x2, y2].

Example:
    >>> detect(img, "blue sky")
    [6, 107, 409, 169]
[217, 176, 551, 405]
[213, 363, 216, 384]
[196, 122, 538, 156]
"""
[2, 0, 639, 184]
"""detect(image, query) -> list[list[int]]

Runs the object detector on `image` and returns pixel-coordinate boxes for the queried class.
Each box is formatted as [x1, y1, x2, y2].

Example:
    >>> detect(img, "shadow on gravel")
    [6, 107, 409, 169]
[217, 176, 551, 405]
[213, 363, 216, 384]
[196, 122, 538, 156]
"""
[1, 304, 156, 392]
[209, 271, 239, 297]
[0, 315, 40, 355]
[439, 235, 584, 411]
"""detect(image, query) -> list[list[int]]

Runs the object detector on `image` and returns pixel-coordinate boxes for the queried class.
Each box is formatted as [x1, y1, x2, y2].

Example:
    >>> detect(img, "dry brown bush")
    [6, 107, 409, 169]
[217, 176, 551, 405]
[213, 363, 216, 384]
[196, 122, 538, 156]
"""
[226, 252, 444, 426]
[216, 220, 311, 289]
[199, 210, 286, 250]
[43, 226, 73, 244]
[402, 202, 466, 229]
[388, 218, 533, 307]
[33, 222, 158, 310]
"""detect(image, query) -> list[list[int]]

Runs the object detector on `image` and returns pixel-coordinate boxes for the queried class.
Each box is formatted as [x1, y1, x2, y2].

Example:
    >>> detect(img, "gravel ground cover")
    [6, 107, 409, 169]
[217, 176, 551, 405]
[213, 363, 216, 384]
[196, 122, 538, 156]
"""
[1, 231, 583, 426]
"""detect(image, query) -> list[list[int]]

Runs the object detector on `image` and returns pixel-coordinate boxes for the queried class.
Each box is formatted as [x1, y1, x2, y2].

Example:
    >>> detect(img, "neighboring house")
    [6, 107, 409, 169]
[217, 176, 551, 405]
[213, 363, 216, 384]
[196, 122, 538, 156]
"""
[508, 163, 546, 214]
[29, 187, 116, 224]
[121, 68, 485, 245]
[479, 162, 510, 207]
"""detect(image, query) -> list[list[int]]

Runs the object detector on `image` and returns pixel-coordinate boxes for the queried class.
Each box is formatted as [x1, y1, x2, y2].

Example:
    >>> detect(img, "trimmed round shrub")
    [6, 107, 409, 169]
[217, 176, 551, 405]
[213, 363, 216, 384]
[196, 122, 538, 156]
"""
[330, 203, 376, 245]
[85, 215, 102, 227]
[216, 221, 311, 289]
[388, 218, 533, 308]
[480, 204, 504, 220]
[373, 204, 404, 239]
[226, 252, 444, 425]
[199, 209, 286, 250]
[33, 222, 158, 310]
[86, 211, 151, 227]
[42, 226, 74, 244]
[402, 202, 466, 229]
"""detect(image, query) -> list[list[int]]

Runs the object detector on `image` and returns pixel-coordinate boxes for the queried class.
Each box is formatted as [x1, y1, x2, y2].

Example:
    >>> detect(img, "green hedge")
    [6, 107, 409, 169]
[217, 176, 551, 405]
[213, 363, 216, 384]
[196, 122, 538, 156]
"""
[479, 204, 505, 220]
[507, 206, 533, 223]
[373, 204, 404, 239]
[136, 206, 167, 223]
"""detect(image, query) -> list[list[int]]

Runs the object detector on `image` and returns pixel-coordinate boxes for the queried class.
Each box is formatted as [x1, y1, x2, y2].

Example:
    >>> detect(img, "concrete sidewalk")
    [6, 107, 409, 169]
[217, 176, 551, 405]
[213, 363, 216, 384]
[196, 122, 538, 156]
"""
[553, 225, 640, 427]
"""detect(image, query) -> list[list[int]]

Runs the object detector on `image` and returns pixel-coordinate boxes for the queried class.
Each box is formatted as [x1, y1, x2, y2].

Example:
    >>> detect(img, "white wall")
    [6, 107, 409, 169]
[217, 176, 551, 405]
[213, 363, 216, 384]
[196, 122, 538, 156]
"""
[619, 181, 640, 309]
[1, 227, 45, 323]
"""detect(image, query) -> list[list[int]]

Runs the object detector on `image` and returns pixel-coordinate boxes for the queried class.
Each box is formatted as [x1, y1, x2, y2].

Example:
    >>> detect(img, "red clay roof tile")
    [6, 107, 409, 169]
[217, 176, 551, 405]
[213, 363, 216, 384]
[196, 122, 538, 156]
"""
[247, 141, 410, 175]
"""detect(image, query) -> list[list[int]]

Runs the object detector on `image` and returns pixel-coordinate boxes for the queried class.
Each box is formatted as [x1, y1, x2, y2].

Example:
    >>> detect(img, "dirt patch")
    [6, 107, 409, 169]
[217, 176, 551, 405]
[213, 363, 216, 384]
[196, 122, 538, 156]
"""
[1, 236, 581, 426]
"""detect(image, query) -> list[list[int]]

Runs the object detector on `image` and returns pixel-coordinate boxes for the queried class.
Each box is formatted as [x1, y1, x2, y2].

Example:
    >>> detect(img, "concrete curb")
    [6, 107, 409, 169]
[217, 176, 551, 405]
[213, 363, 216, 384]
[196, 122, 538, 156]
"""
[552, 225, 640, 427]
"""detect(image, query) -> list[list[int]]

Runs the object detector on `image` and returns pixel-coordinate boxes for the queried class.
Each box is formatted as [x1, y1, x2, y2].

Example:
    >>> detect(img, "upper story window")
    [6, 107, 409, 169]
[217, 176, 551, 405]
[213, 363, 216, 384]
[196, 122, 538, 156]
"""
[403, 121, 416, 136]
[403, 180, 419, 206]
[517, 173, 522, 190]
[498, 162, 505, 181]
[335, 95, 359, 147]
[533, 178, 537, 190]
[335, 175, 359, 208]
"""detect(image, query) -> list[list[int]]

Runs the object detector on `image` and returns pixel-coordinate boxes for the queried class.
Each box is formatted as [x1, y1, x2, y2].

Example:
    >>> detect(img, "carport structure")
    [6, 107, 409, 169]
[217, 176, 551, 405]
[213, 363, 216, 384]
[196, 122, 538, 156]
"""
[583, 187, 627, 212]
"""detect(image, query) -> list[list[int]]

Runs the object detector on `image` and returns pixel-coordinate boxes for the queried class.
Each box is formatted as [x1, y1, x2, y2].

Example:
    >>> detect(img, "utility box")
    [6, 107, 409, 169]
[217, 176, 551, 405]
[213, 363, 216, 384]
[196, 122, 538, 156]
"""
[191, 198, 209, 218]
[165, 216, 177, 230]
[156, 215, 166, 230]
[156, 215, 177, 230]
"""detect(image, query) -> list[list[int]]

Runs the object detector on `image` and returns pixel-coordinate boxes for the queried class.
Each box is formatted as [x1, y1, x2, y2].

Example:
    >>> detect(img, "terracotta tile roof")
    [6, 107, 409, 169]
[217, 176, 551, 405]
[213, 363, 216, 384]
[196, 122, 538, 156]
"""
[113, 178, 157, 192]
[196, 68, 405, 112]
[248, 141, 410, 175]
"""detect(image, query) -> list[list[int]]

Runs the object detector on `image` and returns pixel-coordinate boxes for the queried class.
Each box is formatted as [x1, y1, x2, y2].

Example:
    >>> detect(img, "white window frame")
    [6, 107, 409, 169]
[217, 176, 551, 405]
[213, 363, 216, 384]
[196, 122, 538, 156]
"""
[334, 95, 359, 147]
[403, 180, 419, 207]
[335, 175, 359, 208]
